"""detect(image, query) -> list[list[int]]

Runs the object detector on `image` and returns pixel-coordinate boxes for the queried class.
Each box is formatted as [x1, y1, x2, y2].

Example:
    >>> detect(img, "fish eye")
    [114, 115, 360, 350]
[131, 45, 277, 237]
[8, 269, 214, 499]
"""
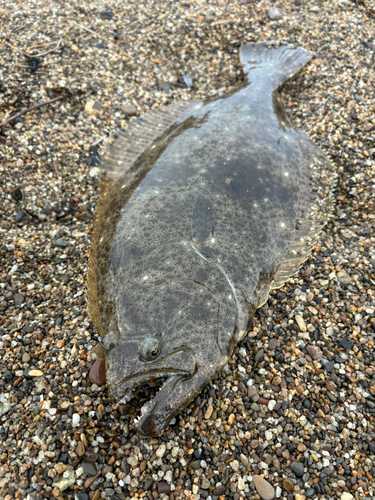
[139, 338, 162, 362]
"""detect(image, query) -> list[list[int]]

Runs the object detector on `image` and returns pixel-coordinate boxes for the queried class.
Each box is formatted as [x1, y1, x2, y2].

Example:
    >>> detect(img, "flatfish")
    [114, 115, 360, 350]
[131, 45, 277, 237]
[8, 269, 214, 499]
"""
[87, 43, 336, 436]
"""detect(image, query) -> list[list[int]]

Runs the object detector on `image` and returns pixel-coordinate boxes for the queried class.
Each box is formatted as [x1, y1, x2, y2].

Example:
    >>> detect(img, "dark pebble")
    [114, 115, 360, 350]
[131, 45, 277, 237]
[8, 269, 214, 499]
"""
[15, 210, 25, 222]
[157, 482, 170, 494]
[291, 461, 304, 478]
[338, 339, 353, 350]
[59, 452, 68, 464]
[214, 485, 226, 496]
[76, 494, 89, 500]
[81, 461, 98, 476]
[89, 358, 106, 385]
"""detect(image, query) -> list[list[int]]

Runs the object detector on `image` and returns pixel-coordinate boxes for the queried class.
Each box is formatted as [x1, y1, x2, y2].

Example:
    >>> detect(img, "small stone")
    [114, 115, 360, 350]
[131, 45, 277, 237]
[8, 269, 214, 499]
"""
[255, 349, 264, 362]
[283, 478, 294, 491]
[268, 338, 279, 350]
[52, 487, 60, 498]
[201, 476, 210, 489]
[156, 443, 166, 458]
[321, 359, 334, 373]
[121, 104, 137, 116]
[13, 293, 24, 306]
[53, 467, 75, 491]
[295, 315, 307, 332]
[240, 453, 249, 467]
[297, 443, 306, 452]
[75, 441, 85, 457]
[22, 353, 30, 363]
[267, 8, 283, 20]
[247, 386, 257, 398]
[14, 210, 25, 222]
[337, 270, 351, 285]
[228, 413, 235, 425]
[85, 101, 103, 116]
[89, 358, 106, 385]
[82, 461, 97, 476]
[295, 495, 306, 500]
[341, 494, 354, 500]
[291, 461, 304, 478]
[72, 413, 80, 427]
[213, 485, 226, 496]
[252, 475, 275, 500]
[268, 400, 276, 411]
[338, 339, 353, 350]
[238, 477, 246, 491]
[157, 482, 170, 494]
[28, 370, 43, 377]
[306, 345, 323, 360]
[205, 405, 213, 419]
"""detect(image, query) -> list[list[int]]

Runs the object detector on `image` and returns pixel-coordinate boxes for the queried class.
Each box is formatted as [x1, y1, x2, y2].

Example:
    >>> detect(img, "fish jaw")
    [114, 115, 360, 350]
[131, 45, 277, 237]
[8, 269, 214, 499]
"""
[135, 360, 226, 437]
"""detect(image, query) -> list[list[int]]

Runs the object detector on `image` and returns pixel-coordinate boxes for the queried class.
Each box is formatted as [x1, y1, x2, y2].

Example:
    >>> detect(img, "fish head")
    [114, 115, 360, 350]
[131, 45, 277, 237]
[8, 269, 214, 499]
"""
[103, 245, 241, 436]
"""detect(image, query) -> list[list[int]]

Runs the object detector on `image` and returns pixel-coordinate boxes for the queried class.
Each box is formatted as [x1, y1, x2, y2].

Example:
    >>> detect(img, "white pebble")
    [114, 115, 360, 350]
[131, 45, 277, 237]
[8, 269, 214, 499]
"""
[72, 413, 80, 427]
[268, 400, 276, 411]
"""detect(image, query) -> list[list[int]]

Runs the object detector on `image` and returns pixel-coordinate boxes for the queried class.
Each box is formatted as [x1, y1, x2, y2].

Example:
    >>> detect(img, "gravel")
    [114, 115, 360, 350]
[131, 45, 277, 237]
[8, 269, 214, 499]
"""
[1, 0, 375, 499]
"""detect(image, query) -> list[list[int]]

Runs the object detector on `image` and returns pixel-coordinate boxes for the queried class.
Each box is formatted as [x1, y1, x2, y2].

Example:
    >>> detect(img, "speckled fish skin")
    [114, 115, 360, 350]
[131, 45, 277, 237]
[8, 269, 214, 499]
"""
[88, 43, 336, 436]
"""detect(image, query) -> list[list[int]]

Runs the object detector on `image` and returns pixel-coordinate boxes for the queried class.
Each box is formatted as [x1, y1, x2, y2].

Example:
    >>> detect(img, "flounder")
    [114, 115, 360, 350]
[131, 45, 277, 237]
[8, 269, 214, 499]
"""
[88, 43, 336, 437]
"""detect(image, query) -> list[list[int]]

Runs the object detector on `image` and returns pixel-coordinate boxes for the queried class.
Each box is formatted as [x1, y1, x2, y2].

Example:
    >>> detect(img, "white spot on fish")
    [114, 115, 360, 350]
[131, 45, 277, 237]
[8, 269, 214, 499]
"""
[211, 238, 215, 243]
[122, 184, 126, 189]
[284, 172, 289, 177]
[143, 276, 148, 280]
[280, 223, 286, 228]
[253, 203, 258, 208]
[228, 295, 232, 300]
[264, 198, 268, 202]
[100, 237, 103, 243]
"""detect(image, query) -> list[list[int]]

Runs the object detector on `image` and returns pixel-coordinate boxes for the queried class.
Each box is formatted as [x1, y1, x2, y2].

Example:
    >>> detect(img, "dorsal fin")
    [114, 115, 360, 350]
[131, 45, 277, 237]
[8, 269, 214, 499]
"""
[97, 100, 202, 183]
[271, 131, 337, 290]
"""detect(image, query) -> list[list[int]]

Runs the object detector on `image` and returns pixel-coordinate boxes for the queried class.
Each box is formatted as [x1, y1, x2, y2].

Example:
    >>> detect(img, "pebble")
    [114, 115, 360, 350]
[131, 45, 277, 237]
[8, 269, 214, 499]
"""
[82, 461, 98, 476]
[291, 461, 304, 478]
[306, 345, 323, 360]
[156, 443, 166, 458]
[28, 370, 43, 377]
[13, 293, 24, 306]
[341, 493, 354, 500]
[89, 358, 106, 385]
[22, 352, 30, 363]
[75, 441, 85, 457]
[252, 475, 275, 500]
[283, 478, 294, 491]
[240, 453, 249, 467]
[14, 210, 25, 222]
[267, 8, 283, 20]
[157, 481, 170, 494]
[337, 270, 351, 285]
[52, 467, 75, 492]
[295, 315, 307, 332]
[121, 104, 137, 116]
[72, 413, 80, 427]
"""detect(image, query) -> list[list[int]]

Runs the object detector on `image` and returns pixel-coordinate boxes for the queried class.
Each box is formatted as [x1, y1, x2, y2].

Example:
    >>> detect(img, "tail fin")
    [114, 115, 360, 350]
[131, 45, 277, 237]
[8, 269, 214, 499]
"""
[240, 43, 312, 88]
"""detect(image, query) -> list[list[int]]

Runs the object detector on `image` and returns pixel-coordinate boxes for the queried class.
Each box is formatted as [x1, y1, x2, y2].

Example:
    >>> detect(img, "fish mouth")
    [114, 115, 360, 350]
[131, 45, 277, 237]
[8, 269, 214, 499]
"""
[109, 348, 196, 436]
[120, 374, 187, 437]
